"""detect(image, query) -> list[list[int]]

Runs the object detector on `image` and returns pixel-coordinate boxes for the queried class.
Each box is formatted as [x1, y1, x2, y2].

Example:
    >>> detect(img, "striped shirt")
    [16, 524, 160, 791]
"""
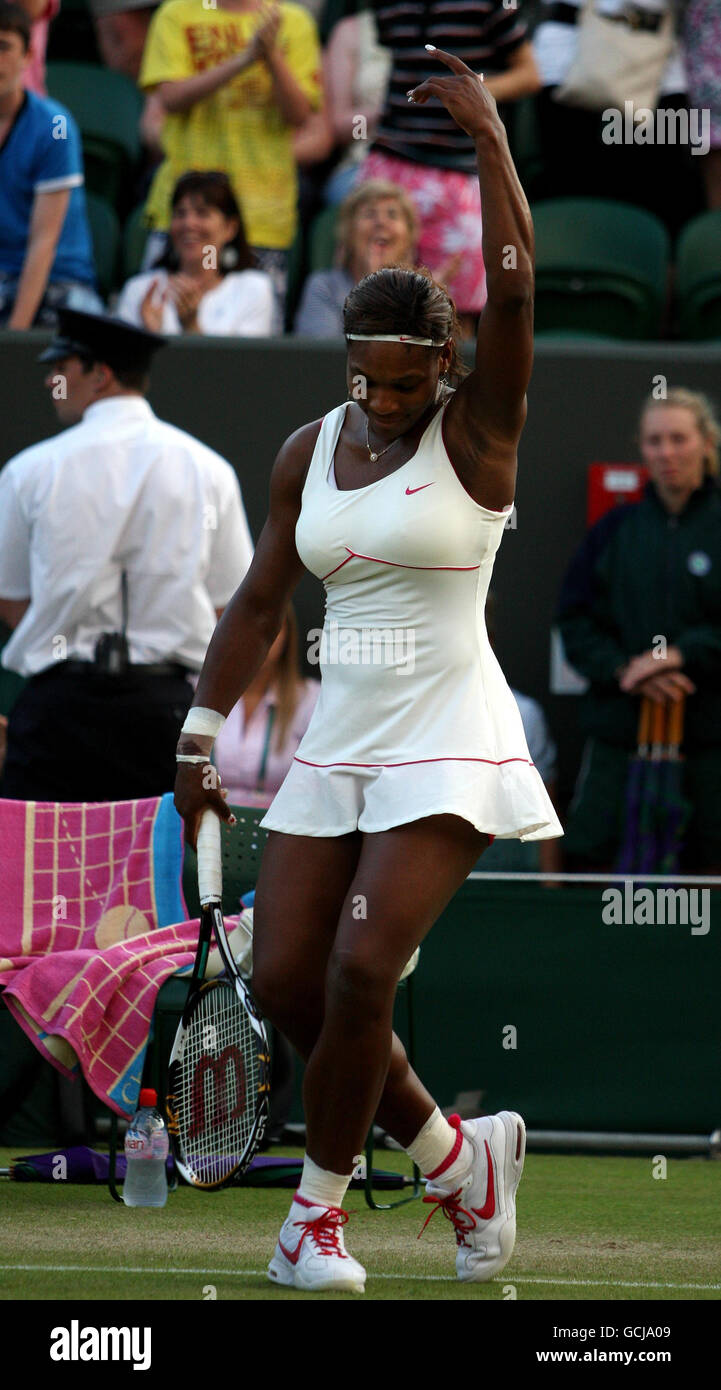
[370, 0, 527, 171]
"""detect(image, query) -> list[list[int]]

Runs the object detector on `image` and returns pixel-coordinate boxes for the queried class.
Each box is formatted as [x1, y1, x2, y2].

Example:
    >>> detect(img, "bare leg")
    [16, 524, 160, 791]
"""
[253, 816, 489, 1172]
[253, 829, 432, 1133]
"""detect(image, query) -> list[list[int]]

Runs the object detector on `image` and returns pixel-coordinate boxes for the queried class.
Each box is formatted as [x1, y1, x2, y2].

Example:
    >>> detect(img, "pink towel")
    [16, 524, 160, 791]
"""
[0, 795, 229, 1116]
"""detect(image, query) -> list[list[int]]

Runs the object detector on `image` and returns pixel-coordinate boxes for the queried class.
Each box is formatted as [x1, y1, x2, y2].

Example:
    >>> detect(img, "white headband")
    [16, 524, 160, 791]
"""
[346, 333, 446, 346]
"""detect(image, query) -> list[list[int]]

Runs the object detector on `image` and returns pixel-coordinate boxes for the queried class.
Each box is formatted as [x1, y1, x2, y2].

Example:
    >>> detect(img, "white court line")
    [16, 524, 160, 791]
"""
[1, 1264, 719, 1292]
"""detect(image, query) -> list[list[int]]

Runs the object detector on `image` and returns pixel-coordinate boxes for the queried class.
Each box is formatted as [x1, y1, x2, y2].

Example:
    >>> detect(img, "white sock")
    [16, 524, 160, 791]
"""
[296, 1153, 352, 1210]
[405, 1107, 473, 1185]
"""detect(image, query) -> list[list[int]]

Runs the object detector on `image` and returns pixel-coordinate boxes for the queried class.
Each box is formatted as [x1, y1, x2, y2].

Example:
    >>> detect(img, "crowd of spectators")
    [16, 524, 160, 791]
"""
[3, 0, 721, 336]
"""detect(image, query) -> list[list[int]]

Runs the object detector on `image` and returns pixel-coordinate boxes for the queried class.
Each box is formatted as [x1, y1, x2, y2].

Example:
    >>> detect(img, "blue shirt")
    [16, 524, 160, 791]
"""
[0, 91, 96, 286]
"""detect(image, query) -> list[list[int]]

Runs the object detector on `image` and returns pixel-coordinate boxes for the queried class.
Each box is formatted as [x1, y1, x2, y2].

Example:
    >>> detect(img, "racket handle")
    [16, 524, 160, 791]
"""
[197, 809, 223, 905]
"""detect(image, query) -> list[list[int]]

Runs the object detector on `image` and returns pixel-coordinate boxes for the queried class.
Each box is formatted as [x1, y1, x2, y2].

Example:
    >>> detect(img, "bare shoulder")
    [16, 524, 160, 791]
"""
[248, 416, 327, 588]
[269, 416, 325, 504]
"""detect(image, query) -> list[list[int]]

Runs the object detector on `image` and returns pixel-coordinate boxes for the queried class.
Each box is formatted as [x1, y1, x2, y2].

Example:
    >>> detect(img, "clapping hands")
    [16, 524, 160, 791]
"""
[140, 275, 204, 333]
[248, 1, 281, 64]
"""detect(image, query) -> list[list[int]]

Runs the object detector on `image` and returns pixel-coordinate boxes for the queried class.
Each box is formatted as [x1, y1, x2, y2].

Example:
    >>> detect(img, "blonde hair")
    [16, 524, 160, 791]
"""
[270, 605, 306, 752]
[335, 180, 419, 272]
[639, 388, 720, 478]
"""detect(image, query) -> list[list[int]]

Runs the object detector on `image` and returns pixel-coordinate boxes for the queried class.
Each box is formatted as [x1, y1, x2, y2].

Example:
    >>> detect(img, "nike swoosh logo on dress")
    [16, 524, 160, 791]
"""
[405, 483, 436, 494]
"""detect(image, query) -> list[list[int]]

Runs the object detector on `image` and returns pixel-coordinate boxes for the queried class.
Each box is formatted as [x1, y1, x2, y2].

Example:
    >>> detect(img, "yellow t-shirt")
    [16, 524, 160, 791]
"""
[140, 0, 322, 249]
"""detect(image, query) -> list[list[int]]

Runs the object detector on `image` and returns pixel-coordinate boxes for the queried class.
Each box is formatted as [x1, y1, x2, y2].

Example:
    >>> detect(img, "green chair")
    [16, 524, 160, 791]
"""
[531, 198, 671, 340]
[121, 204, 152, 283]
[676, 210, 721, 340]
[84, 193, 120, 300]
[46, 61, 143, 204]
[308, 204, 340, 272]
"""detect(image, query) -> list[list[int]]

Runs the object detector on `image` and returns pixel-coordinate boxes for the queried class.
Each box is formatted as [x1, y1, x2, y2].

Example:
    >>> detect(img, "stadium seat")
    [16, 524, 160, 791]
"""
[45, 61, 143, 204]
[308, 204, 339, 272]
[530, 198, 671, 340]
[122, 203, 152, 284]
[676, 210, 721, 340]
[84, 192, 121, 300]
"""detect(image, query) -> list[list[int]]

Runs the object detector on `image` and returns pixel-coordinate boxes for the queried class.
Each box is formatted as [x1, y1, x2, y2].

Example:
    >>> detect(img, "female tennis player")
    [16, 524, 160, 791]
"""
[175, 47, 562, 1294]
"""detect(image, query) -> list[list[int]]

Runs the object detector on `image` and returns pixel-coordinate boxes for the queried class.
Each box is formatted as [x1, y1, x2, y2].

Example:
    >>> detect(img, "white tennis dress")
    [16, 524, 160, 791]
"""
[260, 397, 563, 842]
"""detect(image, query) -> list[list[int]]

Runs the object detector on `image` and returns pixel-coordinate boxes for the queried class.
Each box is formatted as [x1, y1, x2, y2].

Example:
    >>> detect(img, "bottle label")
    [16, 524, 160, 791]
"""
[125, 1136, 149, 1154]
[126, 1132, 168, 1160]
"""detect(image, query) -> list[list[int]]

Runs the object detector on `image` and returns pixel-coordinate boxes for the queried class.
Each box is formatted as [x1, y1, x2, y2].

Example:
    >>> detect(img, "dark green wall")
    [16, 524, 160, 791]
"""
[3, 332, 721, 809]
[4, 880, 716, 1143]
[287, 880, 721, 1134]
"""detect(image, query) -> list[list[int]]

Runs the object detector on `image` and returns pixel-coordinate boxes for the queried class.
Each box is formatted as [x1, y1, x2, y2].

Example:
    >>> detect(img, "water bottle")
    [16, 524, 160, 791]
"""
[123, 1087, 169, 1208]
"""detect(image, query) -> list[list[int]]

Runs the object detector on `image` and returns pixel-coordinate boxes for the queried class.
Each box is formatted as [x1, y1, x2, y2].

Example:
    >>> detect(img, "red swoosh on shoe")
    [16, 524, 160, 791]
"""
[471, 1140, 496, 1220]
[278, 1235, 304, 1266]
[405, 483, 435, 494]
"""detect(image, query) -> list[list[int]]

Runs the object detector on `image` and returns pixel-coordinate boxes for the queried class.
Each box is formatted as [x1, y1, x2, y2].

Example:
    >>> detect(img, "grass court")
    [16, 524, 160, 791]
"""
[2, 1146, 720, 1302]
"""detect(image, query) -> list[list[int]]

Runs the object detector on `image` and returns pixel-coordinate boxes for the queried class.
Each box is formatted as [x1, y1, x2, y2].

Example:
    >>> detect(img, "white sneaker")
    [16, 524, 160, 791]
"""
[267, 1193, 366, 1293]
[421, 1111, 526, 1282]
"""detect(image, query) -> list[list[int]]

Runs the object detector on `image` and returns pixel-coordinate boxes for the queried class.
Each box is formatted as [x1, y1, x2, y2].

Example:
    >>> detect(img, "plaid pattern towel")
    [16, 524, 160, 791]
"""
[0, 794, 247, 1116]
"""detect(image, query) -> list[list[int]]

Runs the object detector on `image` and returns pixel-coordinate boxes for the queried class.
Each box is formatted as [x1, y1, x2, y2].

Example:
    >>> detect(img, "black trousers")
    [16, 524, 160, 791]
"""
[0, 664, 194, 802]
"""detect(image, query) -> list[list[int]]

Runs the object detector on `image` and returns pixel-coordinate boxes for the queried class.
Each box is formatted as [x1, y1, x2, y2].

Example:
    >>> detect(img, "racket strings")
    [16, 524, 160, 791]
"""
[176, 982, 262, 1186]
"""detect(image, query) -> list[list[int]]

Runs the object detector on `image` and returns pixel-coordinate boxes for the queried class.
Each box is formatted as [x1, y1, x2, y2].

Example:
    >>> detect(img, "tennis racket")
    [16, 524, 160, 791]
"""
[166, 809, 270, 1189]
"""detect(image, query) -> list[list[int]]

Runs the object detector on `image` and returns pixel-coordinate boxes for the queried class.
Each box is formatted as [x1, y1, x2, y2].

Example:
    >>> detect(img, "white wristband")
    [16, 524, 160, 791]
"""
[176, 754, 213, 765]
[181, 706, 226, 738]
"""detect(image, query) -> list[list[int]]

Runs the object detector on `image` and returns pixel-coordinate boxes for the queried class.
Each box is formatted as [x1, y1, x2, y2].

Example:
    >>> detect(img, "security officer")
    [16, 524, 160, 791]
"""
[0, 308, 254, 801]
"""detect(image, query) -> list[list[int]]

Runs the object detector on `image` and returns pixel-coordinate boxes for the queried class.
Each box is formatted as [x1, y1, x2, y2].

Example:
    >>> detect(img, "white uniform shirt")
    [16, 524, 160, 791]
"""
[533, 0, 685, 96]
[115, 269, 276, 337]
[0, 395, 254, 676]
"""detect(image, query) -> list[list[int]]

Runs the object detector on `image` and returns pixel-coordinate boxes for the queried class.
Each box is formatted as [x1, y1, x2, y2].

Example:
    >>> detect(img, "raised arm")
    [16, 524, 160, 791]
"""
[409, 48, 534, 509]
[174, 422, 320, 847]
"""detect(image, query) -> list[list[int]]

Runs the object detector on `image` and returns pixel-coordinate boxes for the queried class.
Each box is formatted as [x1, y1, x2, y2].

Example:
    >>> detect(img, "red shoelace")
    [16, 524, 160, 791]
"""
[418, 1189, 477, 1249]
[294, 1206, 349, 1258]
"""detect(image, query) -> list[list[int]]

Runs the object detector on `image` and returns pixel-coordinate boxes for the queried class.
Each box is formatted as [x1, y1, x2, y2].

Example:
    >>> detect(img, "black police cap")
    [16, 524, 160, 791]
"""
[37, 308, 168, 373]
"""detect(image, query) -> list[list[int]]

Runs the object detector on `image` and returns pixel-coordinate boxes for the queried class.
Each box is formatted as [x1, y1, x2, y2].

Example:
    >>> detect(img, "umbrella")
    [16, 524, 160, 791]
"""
[656, 693, 692, 875]
[636, 699, 668, 876]
[614, 695, 652, 875]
